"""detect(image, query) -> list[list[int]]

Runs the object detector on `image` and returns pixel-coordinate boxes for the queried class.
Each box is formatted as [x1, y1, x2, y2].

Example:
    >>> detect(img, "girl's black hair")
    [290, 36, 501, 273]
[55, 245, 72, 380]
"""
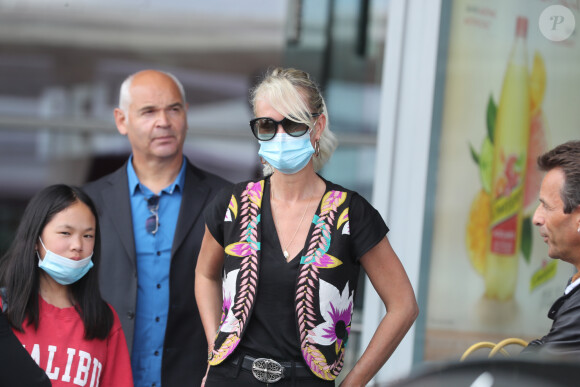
[0, 184, 113, 340]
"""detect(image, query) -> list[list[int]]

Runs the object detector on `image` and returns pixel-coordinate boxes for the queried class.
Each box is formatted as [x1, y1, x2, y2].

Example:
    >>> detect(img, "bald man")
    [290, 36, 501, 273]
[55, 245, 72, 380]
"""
[84, 70, 231, 387]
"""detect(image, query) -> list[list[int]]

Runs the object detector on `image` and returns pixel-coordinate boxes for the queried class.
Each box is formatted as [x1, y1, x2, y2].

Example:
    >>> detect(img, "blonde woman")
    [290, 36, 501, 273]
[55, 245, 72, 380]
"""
[196, 68, 418, 386]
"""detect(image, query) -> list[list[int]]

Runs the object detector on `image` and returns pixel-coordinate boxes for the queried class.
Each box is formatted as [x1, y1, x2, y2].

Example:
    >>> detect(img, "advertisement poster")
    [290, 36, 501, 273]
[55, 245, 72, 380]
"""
[424, 0, 579, 361]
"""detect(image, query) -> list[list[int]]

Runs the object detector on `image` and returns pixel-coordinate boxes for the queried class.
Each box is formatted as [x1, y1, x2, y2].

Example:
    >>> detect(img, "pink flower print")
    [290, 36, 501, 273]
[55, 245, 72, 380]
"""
[246, 181, 264, 207]
[321, 191, 347, 214]
[225, 242, 253, 257]
[300, 253, 342, 268]
[220, 269, 240, 333]
[308, 280, 353, 354]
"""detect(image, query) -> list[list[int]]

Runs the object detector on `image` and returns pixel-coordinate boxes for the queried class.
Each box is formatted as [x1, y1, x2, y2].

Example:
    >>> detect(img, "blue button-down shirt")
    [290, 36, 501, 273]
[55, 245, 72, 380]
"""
[127, 157, 186, 387]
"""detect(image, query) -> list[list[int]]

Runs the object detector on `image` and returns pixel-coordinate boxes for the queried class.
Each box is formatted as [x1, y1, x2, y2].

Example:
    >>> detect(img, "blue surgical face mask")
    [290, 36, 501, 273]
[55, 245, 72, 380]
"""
[258, 132, 315, 175]
[37, 238, 94, 285]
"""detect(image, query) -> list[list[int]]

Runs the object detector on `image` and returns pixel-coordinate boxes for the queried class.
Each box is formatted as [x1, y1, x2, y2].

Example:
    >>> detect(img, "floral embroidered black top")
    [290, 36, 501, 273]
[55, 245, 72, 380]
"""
[205, 176, 388, 381]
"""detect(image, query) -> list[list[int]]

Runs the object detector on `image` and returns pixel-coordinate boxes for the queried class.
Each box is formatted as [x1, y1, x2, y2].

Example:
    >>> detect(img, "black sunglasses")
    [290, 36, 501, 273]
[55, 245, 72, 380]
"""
[249, 113, 320, 141]
[145, 195, 160, 235]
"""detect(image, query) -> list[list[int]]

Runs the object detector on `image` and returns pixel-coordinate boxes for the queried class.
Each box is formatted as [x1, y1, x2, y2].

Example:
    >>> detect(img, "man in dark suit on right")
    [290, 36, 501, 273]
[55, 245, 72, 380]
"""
[84, 70, 231, 386]
[522, 140, 580, 358]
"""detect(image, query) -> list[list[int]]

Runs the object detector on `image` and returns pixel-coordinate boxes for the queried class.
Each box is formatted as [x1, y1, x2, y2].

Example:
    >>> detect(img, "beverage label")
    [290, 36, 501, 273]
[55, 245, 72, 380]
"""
[490, 151, 525, 256]
[490, 214, 517, 255]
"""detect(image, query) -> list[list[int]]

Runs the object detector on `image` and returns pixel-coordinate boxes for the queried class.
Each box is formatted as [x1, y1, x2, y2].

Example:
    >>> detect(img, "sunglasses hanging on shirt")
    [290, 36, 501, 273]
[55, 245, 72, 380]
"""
[145, 195, 160, 234]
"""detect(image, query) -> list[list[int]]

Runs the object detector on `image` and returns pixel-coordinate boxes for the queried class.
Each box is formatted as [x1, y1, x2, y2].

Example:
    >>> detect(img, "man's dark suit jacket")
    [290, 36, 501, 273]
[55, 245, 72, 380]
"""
[521, 279, 580, 359]
[84, 158, 231, 386]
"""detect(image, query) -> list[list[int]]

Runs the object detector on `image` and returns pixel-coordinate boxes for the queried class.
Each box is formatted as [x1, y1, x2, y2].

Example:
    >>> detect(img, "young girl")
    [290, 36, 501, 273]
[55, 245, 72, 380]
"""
[0, 184, 133, 386]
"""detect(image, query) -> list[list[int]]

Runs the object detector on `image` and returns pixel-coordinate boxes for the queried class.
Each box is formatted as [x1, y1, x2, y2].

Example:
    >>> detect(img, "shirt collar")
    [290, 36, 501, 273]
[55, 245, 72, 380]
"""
[127, 155, 186, 196]
[565, 276, 580, 295]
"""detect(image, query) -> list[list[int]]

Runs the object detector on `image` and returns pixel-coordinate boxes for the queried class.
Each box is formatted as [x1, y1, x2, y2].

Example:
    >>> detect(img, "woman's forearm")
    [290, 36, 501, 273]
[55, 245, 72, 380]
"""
[195, 273, 223, 346]
[340, 302, 418, 386]
[341, 237, 419, 386]
[195, 227, 226, 346]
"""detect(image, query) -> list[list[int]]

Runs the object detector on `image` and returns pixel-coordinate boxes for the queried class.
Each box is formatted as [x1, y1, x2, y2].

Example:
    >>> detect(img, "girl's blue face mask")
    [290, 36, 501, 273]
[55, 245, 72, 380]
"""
[37, 237, 93, 285]
[258, 132, 314, 175]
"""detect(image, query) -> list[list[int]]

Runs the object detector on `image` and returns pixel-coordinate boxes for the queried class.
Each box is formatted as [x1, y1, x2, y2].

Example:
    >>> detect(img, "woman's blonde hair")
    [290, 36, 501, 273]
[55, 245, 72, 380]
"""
[250, 67, 338, 176]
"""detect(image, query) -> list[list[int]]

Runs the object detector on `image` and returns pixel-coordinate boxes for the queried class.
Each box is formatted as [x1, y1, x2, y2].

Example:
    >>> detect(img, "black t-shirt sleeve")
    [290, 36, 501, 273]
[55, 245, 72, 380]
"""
[203, 185, 233, 247]
[349, 193, 389, 261]
[0, 311, 52, 387]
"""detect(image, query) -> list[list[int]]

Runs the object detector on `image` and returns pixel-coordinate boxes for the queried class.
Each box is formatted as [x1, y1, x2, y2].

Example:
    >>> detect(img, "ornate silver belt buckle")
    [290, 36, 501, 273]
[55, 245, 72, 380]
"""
[251, 358, 285, 383]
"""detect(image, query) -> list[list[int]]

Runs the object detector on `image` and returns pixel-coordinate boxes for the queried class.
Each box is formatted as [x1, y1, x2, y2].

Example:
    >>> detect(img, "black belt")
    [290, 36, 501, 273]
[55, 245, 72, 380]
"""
[231, 354, 312, 382]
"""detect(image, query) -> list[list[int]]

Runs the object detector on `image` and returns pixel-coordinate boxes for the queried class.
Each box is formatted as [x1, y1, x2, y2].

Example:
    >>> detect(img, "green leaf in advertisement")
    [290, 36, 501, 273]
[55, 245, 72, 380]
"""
[521, 216, 532, 264]
[486, 94, 497, 144]
[469, 142, 480, 165]
[530, 260, 558, 292]
[479, 137, 493, 193]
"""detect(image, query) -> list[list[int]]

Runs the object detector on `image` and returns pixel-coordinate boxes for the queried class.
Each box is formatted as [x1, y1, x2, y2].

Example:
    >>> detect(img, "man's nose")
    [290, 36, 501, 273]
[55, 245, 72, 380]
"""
[157, 110, 170, 126]
[532, 204, 543, 226]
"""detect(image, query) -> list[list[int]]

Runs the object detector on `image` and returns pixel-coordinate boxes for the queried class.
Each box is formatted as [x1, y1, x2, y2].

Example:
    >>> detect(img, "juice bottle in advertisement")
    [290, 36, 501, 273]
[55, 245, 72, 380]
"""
[484, 16, 530, 301]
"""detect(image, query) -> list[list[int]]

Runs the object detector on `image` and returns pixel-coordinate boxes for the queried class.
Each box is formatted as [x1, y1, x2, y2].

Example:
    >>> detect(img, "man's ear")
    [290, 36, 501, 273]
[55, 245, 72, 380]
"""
[114, 108, 128, 136]
[574, 204, 580, 232]
[184, 102, 190, 131]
